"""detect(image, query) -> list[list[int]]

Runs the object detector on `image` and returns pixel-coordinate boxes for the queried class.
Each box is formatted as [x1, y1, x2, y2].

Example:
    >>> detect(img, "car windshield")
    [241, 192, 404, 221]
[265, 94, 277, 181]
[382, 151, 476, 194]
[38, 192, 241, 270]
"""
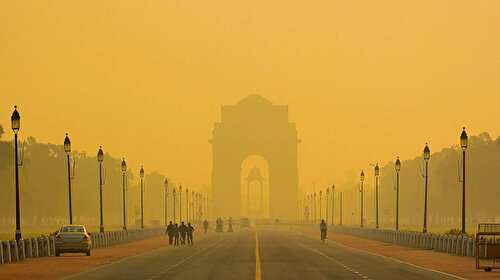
[60, 226, 85, 233]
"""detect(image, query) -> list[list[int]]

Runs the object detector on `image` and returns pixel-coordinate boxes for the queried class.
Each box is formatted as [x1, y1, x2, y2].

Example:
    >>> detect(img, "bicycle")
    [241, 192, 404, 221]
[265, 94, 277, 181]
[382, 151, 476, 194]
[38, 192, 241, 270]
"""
[321, 230, 327, 244]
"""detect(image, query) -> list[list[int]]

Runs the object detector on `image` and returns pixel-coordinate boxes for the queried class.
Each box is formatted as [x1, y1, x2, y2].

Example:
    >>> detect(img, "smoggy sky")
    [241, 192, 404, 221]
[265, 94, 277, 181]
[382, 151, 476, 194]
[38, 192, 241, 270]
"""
[1, 1, 499, 194]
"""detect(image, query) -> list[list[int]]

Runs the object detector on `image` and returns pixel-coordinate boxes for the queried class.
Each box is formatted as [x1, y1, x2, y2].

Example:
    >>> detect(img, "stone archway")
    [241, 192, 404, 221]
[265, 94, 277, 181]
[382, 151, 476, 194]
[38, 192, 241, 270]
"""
[210, 94, 299, 219]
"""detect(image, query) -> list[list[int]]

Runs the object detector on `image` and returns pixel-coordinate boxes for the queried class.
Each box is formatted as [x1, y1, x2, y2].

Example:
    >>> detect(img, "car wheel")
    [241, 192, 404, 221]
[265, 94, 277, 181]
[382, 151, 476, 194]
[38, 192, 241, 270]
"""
[86, 250, 91, 256]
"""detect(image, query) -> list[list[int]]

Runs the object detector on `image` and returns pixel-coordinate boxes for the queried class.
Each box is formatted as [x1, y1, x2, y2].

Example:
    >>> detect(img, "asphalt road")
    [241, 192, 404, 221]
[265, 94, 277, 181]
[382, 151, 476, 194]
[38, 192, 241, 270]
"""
[62, 227, 464, 280]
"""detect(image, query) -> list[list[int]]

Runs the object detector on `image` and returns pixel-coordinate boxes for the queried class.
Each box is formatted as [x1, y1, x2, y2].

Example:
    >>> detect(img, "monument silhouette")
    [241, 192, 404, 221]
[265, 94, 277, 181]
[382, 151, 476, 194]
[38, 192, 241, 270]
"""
[210, 95, 299, 219]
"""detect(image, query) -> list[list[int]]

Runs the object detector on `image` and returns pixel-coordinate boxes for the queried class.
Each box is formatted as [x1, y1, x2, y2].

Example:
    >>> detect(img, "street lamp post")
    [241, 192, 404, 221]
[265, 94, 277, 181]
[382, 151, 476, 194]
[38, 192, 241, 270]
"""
[395, 157, 401, 230]
[313, 192, 317, 223]
[121, 158, 127, 230]
[64, 133, 73, 224]
[326, 188, 329, 225]
[140, 166, 145, 229]
[173, 187, 177, 223]
[98, 146, 104, 233]
[11, 106, 22, 241]
[319, 190, 322, 221]
[460, 128, 468, 234]
[375, 164, 380, 229]
[192, 191, 195, 221]
[339, 191, 343, 226]
[179, 184, 183, 222]
[164, 179, 169, 227]
[186, 188, 189, 222]
[423, 143, 430, 233]
[360, 171, 365, 228]
[331, 184, 335, 225]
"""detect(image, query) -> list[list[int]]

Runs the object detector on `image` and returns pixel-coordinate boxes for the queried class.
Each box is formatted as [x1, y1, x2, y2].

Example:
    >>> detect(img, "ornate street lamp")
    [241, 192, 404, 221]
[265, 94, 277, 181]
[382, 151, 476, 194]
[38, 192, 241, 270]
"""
[326, 188, 329, 225]
[64, 133, 73, 224]
[331, 184, 335, 225]
[179, 184, 183, 222]
[359, 170, 365, 228]
[319, 190, 322, 221]
[98, 146, 104, 232]
[375, 164, 380, 229]
[423, 143, 430, 233]
[313, 192, 317, 223]
[172, 187, 177, 223]
[460, 127, 468, 234]
[186, 188, 189, 222]
[164, 179, 169, 227]
[140, 166, 145, 229]
[395, 157, 401, 230]
[121, 158, 127, 230]
[11, 106, 22, 240]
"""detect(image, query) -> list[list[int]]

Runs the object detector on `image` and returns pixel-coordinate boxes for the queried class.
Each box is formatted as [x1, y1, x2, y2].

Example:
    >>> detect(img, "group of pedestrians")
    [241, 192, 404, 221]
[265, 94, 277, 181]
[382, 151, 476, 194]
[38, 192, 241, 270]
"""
[166, 221, 195, 246]
[215, 217, 233, 233]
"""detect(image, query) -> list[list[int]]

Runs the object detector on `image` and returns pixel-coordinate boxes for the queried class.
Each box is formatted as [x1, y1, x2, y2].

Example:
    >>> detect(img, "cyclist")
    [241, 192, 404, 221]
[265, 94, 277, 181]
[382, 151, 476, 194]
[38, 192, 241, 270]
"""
[320, 219, 327, 241]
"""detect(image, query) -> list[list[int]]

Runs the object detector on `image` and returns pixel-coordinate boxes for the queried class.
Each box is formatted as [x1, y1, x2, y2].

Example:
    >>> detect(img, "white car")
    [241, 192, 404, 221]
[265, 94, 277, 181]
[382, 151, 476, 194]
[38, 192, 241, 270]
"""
[55, 225, 91, 256]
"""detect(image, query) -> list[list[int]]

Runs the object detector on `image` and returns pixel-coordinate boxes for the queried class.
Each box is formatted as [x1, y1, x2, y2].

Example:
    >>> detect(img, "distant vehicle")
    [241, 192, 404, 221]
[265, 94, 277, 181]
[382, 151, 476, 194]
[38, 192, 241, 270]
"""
[241, 217, 250, 228]
[55, 225, 91, 256]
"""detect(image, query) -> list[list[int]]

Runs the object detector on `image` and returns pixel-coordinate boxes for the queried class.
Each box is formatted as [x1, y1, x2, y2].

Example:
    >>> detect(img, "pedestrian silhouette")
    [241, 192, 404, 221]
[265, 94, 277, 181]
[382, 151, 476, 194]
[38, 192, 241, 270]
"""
[174, 223, 180, 246]
[187, 222, 194, 245]
[166, 221, 176, 245]
[203, 219, 209, 234]
[179, 221, 188, 245]
[228, 217, 233, 232]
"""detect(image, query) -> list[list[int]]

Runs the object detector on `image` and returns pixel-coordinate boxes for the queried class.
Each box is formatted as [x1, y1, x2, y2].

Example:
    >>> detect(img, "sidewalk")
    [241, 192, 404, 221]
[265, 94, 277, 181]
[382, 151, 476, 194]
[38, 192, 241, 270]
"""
[301, 228, 498, 280]
[0, 231, 205, 280]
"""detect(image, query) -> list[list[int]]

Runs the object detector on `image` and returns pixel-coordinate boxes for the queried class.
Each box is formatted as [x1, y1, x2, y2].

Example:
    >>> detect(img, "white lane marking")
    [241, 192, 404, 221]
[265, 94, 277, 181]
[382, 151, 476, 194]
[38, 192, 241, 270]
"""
[304, 233, 468, 280]
[145, 236, 225, 280]
[295, 239, 372, 280]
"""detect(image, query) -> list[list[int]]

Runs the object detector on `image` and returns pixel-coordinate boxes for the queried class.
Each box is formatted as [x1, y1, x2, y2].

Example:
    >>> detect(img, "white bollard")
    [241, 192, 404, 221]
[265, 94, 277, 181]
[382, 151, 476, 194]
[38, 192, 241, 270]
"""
[33, 238, 39, 258]
[50, 236, 56, 256]
[44, 237, 50, 257]
[18, 239, 25, 260]
[0, 240, 4, 264]
[455, 236, 462, 255]
[11, 240, 19, 262]
[461, 236, 467, 256]
[26, 238, 32, 258]
[4, 240, 11, 263]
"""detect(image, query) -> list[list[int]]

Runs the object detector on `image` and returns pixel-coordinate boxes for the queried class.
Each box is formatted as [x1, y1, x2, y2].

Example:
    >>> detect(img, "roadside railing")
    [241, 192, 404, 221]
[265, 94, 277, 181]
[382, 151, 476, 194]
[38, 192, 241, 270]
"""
[0, 227, 165, 265]
[327, 225, 482, 258]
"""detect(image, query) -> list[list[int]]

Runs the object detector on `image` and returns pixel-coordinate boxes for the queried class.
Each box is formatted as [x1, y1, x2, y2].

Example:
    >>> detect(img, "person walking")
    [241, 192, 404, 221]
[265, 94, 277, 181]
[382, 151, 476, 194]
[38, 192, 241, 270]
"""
[174, 223, 180, 246]
[228, 217, 233, 232]
[166, 221, 176, 245]
[203, 219, 209, 234]
[179, 221, 188, 245]
[187, 222, 194, 245]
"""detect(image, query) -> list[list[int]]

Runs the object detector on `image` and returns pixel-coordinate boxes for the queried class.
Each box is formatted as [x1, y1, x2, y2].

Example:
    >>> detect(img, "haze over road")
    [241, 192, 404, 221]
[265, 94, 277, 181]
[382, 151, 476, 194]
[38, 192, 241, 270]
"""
[61, 227, 462, 280]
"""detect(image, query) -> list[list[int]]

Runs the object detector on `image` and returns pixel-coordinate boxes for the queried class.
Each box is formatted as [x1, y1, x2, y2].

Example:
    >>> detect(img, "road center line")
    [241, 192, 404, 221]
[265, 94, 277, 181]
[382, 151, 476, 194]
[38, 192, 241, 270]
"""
[294, 238, 372, 280]
[255, 229, 261, 280]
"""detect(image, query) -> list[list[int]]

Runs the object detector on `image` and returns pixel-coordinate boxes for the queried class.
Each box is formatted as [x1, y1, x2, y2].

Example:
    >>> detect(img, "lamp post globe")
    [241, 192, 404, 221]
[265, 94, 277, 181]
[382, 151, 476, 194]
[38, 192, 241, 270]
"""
[11, 105, 20, 133]
[140, 166, 144, 178]
[172, 187, 177, 223]
[374, 164, 380, 177]
[395, 157, 401, 172]
[121, 158, 127, 172]
[64, 133, 71, 154]
[360, 170, 365, 182]
[97, 146, 104, 163]
[460, 127, 468, 151]
[423, 143, 430, 162]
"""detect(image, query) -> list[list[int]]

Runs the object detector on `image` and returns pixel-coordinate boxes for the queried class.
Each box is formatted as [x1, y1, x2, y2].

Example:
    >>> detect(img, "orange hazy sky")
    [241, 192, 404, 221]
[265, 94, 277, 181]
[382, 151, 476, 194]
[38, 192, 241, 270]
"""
[1, 1, 499, 193]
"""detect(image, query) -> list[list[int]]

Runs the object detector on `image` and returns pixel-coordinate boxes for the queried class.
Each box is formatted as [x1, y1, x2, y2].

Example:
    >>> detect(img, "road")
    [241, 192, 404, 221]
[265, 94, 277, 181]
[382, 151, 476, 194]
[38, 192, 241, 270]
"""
[61, 227, 464, 280]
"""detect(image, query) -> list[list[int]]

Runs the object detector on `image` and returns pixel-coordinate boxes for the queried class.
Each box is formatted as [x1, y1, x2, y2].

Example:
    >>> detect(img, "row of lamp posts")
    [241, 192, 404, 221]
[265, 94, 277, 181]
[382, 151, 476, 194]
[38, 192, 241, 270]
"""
[357, 128, 468, 234]
[301, 184, 343, 225]
[9, 106, 211, 240]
